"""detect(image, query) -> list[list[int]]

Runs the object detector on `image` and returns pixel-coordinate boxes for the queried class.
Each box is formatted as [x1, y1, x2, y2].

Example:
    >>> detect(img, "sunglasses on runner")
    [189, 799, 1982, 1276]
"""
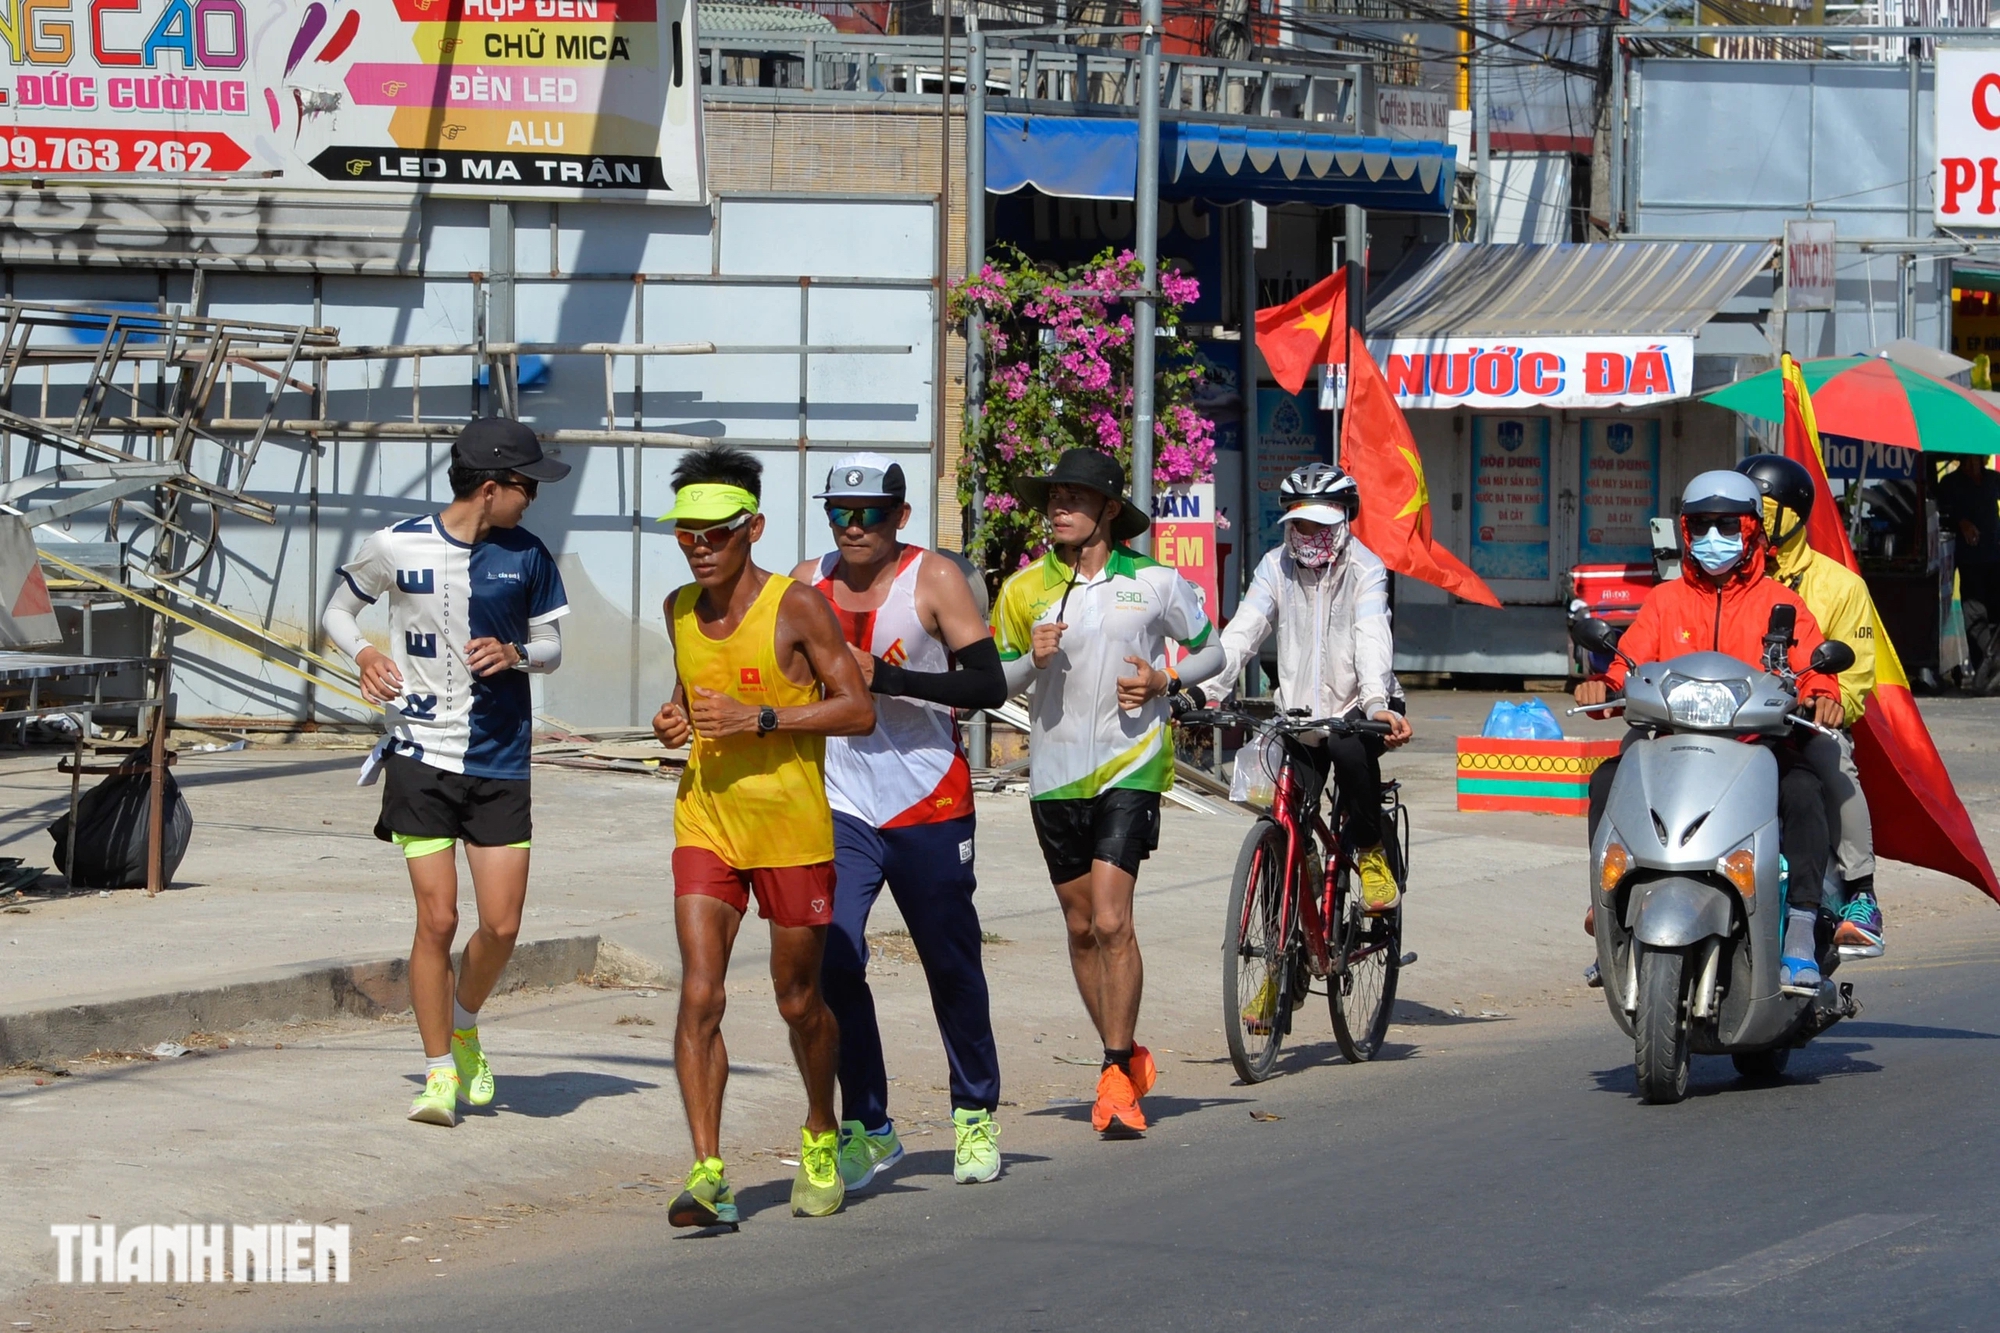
[674, 512, 754, 548]
[498, 474, 538, 501]
[825, 504, 896, 529]
[1684, 515, 1746, 538]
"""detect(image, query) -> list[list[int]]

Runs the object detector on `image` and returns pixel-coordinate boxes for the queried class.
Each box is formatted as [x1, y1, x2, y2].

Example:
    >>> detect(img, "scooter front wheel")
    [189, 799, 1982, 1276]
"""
[1634, 945, 1692, 1105]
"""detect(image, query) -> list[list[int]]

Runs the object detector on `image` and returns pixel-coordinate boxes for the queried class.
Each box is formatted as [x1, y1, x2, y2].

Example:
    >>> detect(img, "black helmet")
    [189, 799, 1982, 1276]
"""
[1734, 453, 1815, 545]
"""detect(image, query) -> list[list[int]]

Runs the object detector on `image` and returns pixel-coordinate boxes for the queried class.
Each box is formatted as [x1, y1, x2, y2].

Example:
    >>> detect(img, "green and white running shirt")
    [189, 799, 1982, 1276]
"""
[994, 546, 1212, 800]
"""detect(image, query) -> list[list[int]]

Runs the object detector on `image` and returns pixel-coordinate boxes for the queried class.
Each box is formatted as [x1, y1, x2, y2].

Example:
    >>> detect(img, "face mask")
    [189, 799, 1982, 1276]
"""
[1285, 520, 1347, 568]
[1689, 529, 1745, 574]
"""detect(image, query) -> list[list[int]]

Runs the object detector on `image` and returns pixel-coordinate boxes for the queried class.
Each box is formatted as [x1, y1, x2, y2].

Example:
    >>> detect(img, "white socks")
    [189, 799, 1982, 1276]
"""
[425, 1053, 454, 1075]
[452, 996, 478, 1032]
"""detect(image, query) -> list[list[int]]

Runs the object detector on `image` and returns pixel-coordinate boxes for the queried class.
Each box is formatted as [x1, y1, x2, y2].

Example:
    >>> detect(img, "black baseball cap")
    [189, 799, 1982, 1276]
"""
[451, 417, 571, 482]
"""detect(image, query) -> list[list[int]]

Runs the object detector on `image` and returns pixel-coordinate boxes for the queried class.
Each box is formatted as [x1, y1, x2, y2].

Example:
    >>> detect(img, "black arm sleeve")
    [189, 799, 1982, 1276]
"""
[870, 636, 1008, 710]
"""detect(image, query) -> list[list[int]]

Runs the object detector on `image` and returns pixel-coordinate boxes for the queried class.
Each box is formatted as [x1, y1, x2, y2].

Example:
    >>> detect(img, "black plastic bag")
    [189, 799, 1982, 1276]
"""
[48, 770, 193, 889]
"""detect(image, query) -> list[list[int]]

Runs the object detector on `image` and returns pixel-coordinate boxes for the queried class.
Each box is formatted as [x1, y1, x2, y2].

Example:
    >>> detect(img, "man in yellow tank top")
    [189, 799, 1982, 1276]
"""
[650, 444, 876, 1229]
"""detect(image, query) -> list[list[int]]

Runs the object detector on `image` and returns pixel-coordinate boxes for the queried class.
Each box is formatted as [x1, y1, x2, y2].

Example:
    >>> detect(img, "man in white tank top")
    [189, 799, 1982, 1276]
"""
[790, 454, 1010, 1189]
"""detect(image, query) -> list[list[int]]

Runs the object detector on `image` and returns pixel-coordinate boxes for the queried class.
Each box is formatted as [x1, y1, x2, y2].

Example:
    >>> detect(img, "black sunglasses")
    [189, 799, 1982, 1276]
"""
[826, 504, 896, 529]
[499, 474, 539, 501]
[1685, 515, 1743, 538]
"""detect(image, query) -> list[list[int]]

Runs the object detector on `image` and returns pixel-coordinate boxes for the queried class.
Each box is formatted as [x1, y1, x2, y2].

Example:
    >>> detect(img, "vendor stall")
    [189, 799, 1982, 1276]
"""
[1333, 240, 1775, 676]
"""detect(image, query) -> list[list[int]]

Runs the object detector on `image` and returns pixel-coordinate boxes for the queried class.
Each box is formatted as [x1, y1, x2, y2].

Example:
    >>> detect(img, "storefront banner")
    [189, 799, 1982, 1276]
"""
[1254, 386, 1330, 557]
[0, 0, 704, 201]
[1579, 417, 1660, 565]
[1153, 483, 1217, 663]
[1323, 336, 1693, 410]
[1820, 436, 1920, 481]
[1784, 219, 1836, 311]
[1376, 86, 1449, 142]
[1471, 415, 1551, 581]
[1937, 48, 2000, 225]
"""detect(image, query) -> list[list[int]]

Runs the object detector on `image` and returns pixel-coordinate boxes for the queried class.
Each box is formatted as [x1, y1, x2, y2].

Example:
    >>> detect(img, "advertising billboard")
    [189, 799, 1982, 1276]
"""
[0, 0, 704, 201]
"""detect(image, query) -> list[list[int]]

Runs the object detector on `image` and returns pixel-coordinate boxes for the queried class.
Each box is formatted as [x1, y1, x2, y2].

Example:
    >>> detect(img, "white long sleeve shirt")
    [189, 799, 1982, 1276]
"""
[1204, 541, 1401, 721]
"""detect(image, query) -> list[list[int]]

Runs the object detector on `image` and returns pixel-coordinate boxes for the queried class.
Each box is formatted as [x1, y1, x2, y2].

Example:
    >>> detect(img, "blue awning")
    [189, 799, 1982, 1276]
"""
[983, 114, 1453, 214]
[1162, 122, 1452, 213]
[987, 114, 1138, 201]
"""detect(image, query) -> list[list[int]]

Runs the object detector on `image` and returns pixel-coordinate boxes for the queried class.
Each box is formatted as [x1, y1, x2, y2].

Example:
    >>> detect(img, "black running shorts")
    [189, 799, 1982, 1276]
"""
[374, 752, 533, 847]
[1029, 787, 1161, 884]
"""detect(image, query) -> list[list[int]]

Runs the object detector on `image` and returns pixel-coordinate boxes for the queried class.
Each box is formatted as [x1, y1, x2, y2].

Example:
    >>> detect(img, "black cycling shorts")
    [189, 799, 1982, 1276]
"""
[1029, 787, 1161, 884]
[374, 752, 533, 847]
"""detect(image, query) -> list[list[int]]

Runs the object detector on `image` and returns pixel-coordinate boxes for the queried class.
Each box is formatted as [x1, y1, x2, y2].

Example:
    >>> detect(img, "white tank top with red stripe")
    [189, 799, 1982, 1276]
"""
[814, 547, 974, 828]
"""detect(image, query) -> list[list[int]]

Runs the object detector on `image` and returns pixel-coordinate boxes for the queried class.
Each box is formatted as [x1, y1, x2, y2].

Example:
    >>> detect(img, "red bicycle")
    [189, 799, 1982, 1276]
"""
[1217, 710, 1410, 1083]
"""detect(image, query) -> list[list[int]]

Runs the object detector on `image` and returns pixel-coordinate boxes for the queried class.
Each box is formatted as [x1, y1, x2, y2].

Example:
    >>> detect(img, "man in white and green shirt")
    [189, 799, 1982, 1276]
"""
[995, 448, 1225, 1139]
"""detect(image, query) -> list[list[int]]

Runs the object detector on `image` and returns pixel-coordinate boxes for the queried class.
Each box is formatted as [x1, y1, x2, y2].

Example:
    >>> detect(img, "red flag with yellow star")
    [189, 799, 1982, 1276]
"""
[1255, 273, 1346, 395]
[1778, 354, 1999, 902]
[1341, 333, 1502, 608]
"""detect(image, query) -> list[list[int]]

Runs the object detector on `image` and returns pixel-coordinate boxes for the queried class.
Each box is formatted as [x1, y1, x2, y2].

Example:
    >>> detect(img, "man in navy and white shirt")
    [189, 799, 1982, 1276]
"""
[322, 417, 570, 1127]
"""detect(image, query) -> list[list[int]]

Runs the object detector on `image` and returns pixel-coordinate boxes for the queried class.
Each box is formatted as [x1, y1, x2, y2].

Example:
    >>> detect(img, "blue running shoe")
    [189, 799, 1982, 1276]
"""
[1835, 890, 1885, 959]
[1780, 923, 1821, 995]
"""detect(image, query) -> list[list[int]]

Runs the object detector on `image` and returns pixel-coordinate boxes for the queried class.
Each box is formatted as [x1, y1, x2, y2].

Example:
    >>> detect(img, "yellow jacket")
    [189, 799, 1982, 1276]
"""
[1768, 504, 1879, 727]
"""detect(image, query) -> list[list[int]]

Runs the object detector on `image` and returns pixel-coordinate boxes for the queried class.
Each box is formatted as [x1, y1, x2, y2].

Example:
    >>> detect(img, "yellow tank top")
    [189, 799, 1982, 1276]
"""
[671, 573, 834, 869]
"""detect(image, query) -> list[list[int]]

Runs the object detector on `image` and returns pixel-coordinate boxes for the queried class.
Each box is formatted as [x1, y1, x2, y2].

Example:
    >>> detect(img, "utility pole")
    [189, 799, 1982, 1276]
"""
[1129, 0, 1162, 552]
[965, 22, 989, 772]
[937, 0, 953, 498]
[1903, 37, 1920, 341]
[489, 202, 515, 415]
[1471, 0, 1490, 244]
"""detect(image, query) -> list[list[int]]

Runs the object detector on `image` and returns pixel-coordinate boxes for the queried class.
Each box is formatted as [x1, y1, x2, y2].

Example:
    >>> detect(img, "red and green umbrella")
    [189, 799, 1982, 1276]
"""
[1702, 354, 2000, 455]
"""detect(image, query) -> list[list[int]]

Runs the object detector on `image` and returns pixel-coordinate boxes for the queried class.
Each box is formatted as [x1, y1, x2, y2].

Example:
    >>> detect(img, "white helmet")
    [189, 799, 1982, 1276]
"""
[1279, 462, 1358, 525]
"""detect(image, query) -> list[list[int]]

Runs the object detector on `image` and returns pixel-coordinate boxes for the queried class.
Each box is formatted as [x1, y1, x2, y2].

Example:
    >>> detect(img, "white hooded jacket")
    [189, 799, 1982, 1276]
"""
[1202, 536, 1402, 720]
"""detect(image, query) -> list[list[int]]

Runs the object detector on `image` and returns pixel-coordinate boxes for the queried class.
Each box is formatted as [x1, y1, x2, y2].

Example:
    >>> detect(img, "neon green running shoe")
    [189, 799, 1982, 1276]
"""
[791, 1126, 845, 1218]
[837, 1119, 905, 1191]
[668, 1157, 739, 1230]
[952, 1108, 1001, 1184]
[451, 1028, 494, 1107]
[407, 1068, 459, 1127]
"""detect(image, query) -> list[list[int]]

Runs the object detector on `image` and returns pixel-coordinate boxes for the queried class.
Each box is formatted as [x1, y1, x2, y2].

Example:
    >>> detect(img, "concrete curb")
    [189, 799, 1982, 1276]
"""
[0, 933, 670, 1067]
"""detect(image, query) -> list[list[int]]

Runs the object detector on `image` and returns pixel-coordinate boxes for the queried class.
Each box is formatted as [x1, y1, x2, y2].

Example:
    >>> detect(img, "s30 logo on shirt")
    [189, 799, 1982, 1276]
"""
[1116, 591, 1145, 605]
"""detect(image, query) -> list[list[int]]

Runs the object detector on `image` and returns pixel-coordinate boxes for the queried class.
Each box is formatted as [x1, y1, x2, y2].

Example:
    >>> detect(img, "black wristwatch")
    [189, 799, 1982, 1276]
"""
[757, 705, 778, 736]
[509, 641, 530, 671]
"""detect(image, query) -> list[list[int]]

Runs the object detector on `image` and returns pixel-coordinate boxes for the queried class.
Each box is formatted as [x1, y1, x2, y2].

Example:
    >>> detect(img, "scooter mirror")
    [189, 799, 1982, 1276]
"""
[1809, 640, 1856, 675]
[1568, 613, 1623, 655]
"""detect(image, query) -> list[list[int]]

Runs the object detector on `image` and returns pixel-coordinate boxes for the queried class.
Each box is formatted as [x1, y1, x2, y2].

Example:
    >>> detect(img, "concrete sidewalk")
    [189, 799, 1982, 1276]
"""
[3, 691, 1998, 1315]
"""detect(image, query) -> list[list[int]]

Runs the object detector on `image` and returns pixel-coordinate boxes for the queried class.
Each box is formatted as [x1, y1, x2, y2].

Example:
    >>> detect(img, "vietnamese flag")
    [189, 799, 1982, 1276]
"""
[1340, 309, 1502, 609]
[1780, 353, 2000, 902]
[1255, 274, 1347, 395]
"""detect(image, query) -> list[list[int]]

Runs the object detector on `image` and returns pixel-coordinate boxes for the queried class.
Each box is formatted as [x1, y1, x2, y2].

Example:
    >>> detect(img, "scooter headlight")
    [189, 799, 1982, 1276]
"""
[1664, 676, 1749, 728]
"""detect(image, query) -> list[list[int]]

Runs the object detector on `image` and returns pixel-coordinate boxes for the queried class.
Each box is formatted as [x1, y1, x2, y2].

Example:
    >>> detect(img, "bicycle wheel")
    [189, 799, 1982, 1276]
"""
[1329, 858, 1402, 1064]
[1223, 819, 1295, 1084]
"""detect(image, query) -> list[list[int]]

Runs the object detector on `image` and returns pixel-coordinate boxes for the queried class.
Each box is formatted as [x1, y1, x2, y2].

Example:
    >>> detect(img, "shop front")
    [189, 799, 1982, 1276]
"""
[1343, 241, 1777, 676]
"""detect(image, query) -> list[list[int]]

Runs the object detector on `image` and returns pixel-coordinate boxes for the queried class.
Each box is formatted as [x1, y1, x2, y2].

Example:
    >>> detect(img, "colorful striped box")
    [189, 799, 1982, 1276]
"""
[1455, 737, 1623, 816]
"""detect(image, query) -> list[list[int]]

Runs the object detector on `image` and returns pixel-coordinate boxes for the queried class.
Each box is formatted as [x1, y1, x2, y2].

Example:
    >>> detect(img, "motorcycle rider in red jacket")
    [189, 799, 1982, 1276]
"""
[1574, 471, 1846, 992]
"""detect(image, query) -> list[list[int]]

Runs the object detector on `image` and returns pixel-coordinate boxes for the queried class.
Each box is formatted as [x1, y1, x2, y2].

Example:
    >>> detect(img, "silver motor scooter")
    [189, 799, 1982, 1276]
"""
[1572, 607, 1860, 1105]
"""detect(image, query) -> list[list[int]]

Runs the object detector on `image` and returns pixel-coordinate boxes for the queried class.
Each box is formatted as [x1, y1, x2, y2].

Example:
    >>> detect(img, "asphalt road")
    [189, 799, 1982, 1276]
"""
[160, 933, 2000, 1333]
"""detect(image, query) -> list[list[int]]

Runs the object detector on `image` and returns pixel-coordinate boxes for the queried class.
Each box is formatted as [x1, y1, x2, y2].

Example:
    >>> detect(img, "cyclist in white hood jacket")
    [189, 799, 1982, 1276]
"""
[1200, 463, 1414, 911]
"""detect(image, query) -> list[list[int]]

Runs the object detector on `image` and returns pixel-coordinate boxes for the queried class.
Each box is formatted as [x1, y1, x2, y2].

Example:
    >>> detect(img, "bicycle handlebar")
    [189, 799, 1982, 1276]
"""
[1196, 709, 1393, 737]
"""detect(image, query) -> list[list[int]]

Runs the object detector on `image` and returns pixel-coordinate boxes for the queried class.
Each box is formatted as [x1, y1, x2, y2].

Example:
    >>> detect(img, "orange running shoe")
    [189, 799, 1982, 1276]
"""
[1129, 1045, 1157, 1097]
[1091, 1063, 1147, 1138]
